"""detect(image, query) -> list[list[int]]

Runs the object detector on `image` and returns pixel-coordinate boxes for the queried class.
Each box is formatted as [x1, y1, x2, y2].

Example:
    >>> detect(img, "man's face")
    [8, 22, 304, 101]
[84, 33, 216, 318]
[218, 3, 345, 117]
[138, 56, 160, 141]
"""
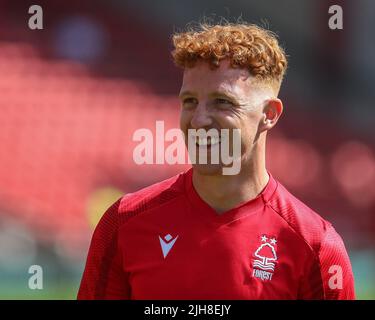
[179, 59, 274, 176]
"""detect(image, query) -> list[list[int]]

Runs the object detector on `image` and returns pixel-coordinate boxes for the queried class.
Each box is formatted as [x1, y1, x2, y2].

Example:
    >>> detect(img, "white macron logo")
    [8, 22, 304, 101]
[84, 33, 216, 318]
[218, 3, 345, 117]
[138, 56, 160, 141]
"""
[159, 233, 179, 258]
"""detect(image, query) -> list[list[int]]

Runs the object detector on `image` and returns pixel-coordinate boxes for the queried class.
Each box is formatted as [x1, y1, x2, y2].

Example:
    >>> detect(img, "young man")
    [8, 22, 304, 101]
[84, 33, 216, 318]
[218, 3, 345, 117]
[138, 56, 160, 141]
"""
[78, 23, 355, 299]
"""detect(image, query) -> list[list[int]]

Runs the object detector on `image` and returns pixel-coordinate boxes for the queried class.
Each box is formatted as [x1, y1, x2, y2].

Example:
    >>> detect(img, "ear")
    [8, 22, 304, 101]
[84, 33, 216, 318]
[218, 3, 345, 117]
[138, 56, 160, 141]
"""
[261, 98, 283, 131]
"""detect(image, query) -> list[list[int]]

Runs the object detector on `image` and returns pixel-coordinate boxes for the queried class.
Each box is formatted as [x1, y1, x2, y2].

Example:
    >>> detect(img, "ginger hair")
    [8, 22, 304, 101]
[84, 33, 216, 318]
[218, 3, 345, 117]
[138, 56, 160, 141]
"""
[172, 22, 288, 94]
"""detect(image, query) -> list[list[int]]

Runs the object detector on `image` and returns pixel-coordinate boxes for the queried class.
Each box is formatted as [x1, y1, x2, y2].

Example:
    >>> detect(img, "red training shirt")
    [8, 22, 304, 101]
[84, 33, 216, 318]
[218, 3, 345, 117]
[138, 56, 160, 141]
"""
[78, 169, 355, 299]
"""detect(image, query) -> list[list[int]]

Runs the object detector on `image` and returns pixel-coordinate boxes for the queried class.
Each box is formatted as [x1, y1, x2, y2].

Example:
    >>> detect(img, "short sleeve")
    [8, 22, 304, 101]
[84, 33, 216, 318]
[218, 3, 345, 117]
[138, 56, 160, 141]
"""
[298, 226, 355, 300]
[317, 226, 356, 299]
[77, 198, 131, 299]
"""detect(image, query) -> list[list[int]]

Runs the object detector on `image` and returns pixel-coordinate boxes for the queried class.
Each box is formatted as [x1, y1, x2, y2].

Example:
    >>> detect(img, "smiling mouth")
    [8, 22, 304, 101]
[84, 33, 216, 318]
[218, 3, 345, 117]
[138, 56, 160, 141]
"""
[195, 136, 221, 147]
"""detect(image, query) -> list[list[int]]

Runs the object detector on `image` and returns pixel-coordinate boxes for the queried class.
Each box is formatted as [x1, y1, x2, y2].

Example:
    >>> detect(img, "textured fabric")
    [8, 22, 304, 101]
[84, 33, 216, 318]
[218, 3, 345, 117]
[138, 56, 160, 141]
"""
[78, 169, 355, 300]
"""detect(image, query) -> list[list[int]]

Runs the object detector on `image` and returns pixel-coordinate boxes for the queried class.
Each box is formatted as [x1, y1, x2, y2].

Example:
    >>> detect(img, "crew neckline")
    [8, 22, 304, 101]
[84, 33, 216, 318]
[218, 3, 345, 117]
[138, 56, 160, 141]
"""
[184, 168, 278, 224]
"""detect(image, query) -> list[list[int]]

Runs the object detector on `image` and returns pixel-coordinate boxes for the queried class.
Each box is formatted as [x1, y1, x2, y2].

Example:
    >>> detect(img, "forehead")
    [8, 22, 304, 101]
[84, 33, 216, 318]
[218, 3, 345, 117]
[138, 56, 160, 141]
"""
[180, 60, 253, 97]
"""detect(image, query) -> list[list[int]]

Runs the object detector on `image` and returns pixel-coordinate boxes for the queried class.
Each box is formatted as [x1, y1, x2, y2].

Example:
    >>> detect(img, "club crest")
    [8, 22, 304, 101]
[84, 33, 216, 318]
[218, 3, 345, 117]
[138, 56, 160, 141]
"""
[252, 235, 278, 281]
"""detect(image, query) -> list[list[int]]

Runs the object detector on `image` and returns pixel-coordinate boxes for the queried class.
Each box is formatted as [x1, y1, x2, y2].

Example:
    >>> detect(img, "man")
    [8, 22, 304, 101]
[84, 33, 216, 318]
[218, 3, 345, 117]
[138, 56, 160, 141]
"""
[78, 23, 355, 299]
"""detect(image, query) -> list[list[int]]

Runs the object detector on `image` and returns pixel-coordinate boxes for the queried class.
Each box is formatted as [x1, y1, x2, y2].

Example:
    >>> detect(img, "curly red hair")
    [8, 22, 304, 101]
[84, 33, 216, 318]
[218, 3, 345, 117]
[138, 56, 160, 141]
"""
[172, 23, 287, 93]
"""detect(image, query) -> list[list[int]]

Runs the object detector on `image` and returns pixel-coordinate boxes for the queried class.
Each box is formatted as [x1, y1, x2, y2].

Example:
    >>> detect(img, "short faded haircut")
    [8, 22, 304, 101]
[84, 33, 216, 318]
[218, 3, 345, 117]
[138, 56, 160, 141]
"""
[172, 22, 288, 94]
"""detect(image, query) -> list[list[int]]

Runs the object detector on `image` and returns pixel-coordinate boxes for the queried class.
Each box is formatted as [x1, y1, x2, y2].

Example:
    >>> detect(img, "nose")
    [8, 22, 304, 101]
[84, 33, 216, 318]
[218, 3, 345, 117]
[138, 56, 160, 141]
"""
[190, 103, 213, 129]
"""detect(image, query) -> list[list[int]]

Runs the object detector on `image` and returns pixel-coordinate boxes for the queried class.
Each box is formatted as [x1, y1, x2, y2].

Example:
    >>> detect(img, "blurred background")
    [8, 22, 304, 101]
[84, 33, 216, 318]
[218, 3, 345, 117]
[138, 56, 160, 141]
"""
[0, 0, 374, 299]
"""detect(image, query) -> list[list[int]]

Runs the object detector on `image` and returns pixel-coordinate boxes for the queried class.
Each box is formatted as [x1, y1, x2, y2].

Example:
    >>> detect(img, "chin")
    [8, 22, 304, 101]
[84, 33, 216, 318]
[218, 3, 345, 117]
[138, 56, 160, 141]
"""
[192, 163, 224, 176]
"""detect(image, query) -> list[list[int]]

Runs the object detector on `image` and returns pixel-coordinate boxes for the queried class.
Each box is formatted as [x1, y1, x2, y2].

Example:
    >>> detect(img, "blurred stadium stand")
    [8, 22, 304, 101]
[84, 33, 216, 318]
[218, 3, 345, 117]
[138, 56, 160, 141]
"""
[0, 0, 374, 299]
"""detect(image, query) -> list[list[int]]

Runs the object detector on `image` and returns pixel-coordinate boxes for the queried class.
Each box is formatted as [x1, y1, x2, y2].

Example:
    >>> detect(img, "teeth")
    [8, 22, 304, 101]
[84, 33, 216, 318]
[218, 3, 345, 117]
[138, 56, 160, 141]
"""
[195, 136, 221, 146]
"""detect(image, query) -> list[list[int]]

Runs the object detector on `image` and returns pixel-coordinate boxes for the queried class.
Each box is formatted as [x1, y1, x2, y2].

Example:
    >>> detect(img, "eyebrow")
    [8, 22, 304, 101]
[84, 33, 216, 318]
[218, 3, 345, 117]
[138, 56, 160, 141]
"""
[178, 90, 196, 99]
[178, 90, 238, 101]
[208, 90, 238, 101]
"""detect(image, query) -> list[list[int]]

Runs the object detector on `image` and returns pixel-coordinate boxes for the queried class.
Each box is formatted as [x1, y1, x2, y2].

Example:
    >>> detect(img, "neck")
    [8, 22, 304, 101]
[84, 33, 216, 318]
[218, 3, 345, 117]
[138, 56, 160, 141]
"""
[192, 136, 269, 214]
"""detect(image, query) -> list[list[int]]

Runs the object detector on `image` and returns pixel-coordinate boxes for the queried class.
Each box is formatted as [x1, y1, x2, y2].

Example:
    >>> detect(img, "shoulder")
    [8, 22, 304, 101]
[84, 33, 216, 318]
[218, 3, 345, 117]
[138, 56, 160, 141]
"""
[267, 176, 355, 299]
[98, 170, 188, 230]
[267, 178, 334, 253]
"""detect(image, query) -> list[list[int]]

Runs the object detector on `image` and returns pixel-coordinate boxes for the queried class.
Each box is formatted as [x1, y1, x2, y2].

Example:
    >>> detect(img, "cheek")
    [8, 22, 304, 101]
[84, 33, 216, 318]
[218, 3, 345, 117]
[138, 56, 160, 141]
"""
[238, 116, 260, 145]
[179, 110, 190, 131]
[221, 112, 257, 133]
